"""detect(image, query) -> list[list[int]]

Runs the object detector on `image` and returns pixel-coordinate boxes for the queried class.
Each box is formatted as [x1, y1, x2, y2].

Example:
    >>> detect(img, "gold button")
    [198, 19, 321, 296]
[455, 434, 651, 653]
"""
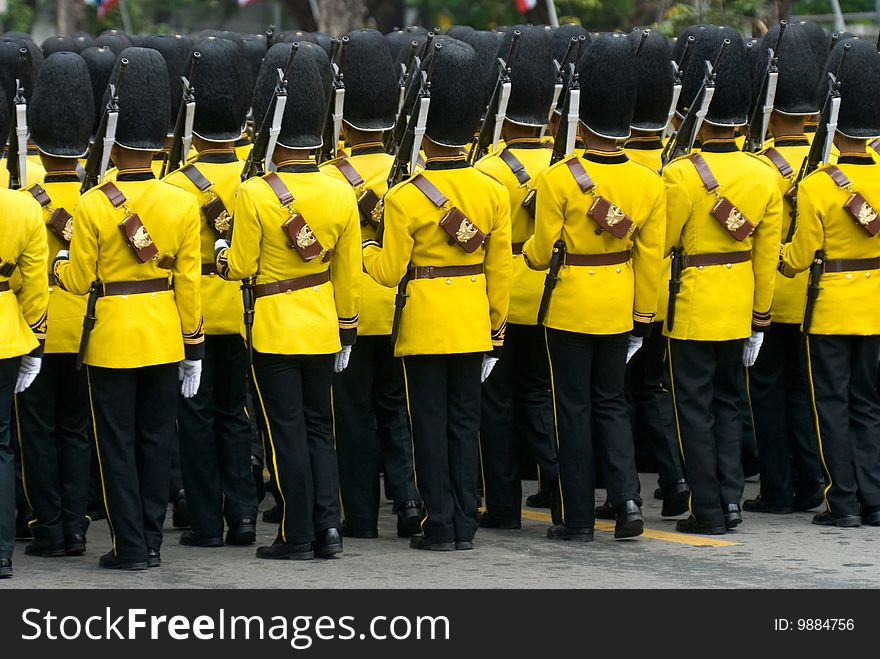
[867, 272, 871, 278]
[208, 273, 215, 278]
[470, 277, 476, 282]
[151, 292, 157, 297]
[697, 265, 704, 270]
[121, 295, 128, 300]
[285, 289, 292, 294]
[726, 263, 732, 269]
[846, 274, 853, 280]
[313, 286, 319, 292]
[445, 279, 452, 285]
[615, 267, 621, 274]
[588, 269, 595, 276]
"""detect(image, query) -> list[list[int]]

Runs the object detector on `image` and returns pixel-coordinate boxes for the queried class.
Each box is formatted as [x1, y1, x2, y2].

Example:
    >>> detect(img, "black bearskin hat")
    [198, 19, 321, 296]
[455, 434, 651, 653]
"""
[41, 35, 76, 58]
[578, 32, 637, 140]
[80, 46, 117, 135]
[29, 52, 94, 157]
[630, 28, 674, 131]
[827, 38, 880, 139]
[503, 25, 554, 127]
[189, 38, 249, 142]
[423, 38, 484, 148]
[145, 34, 190, 133]
[111, 47, 170, 151]
[342, 29, 397, 131]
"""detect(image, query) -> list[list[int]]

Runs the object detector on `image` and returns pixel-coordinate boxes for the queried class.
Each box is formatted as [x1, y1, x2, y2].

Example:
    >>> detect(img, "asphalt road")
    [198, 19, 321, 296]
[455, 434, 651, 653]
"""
[3, 475, 878, 589]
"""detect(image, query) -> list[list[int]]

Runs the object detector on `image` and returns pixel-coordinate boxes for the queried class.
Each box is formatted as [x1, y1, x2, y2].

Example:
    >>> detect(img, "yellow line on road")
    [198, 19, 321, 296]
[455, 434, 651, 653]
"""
[519, 509, 738, 548]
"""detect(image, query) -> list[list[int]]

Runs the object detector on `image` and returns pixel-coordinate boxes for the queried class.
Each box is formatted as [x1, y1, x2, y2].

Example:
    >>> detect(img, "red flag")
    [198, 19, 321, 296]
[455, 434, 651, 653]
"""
[98, 0, 119, 18]
[516, 0, 537, 13]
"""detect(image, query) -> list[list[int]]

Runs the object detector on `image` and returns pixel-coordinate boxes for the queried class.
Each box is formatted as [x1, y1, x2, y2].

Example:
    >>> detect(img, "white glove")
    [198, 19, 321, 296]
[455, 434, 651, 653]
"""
[179, 359, 202, 398]
[481, 355, 499, 383]
[334, 345, 352, 373]
[743, 331, 765, 368]
[626, 336, 643, 364]
[55, 249, 70, 261]
[15, 356, 41, 394]
[214, 238, 230, 253]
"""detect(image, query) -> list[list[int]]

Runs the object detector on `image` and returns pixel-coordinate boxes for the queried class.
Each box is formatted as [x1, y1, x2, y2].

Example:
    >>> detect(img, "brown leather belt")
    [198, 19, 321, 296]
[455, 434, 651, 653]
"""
[824, 257, 880, 273]
[409, 264, 483, 280]
[564, 250, 631, 267]
[512, 242, 525, 255]
[253, 270, 330, 298]
[100, 278, 171, 297]
[202, 263, 217, 276]
[682, 251, 751, 268]
[0, 281, 9, 292]
[48, 274, 57, 286]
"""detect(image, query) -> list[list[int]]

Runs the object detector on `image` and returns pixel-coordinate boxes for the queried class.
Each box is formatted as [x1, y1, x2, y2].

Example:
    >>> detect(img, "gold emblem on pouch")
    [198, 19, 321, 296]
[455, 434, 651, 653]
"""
[456, 218, 478, 245]
[132, 225, 153, 250]
[214, 210, 231, 234]
[858, 202, 877, 228]
[296, 225, 317, 249]
[725, 208, 747, 232]
[606, 204, 626, 227]
[61, 218, 73, 243]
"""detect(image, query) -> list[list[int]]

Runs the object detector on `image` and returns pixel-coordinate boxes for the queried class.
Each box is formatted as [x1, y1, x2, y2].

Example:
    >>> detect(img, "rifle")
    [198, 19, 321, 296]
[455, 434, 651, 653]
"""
[265, 25, 275, 49]
[665, 36, 695, 138]
[81, 57, 128, 194]
[241, 42, 299, 181]
[743, 21, 786, 153]
[661, 39, 730, 168]
[666, 246, 683, 331]
[6, 48, 28, 190]
[549, 36, 586, 167]
[537, 240, 566, 325]
[467, 29, 521, 165]
[802, 250, 824, 335]
[76, 280, 101, 370]
[384, 32, 435, 154]
[395, 41, 419, 116]
[316, 36, 348, 165]
[543, 36, 578, 137]
[162, 52, 200, 178]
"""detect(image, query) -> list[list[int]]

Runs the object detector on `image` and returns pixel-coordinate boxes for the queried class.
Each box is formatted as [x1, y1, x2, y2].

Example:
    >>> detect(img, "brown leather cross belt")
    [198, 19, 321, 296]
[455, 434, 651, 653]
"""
[512, 242, 525, 255]
[253, 270, 330, 298]
[100, 278, 171, 297]
[202, 264, 217, 276]
[564, 250, 631, 267]
[824, 257, 880, 273]
[682, 251, 751, 268]
[409, 264, 483, 280]
[0, 281, 9, 292]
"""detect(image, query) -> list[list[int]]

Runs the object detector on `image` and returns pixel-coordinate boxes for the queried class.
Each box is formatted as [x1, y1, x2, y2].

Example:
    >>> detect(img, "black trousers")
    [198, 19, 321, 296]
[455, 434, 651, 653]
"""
[546, 329, 640, 528]
[747, 323, 821, 506]
[16, 353, 90, 544]
[625, 322, 684, 495]
[334, 335, 418, 532]
[668, 339, 745, 526]
[178, 334, 256, 537]
[251, 351, 339, 545]
[480, 323, 557, 521]
[402, 353, 482, 544]
[0, 357, 20, 558]
[87, 363, 178, 562]
[806, 335, 880, 516]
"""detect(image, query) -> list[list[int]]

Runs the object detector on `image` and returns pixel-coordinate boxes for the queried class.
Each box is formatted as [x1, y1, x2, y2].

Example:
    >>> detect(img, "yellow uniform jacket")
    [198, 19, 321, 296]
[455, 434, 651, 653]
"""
[54, 168, 203, 368]
[321, 142, 396, 337]
[0, 189, 48, 359]
[0, 157, 45, 188]
[758, 137, 812, 325]
[362, 154, 512, 356]
[216, 160, 361, 355]
[476, 137, 552, 326]
[663, 139, 782, 341]
[164, 149, 243, 336]
[22, 175, 86, 354]
[522, 148, 665, 336]
[780, 152, 880, 335]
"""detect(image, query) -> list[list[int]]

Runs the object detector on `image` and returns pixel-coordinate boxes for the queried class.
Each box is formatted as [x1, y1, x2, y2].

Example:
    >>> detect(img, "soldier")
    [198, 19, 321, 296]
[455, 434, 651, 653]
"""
[214, 41, 361, 561]
[0, 79, 48, 579]
[53, 47, 204, 570]
[164, 37, 258, 548]
[15, 52, 93, 559]
[474, 25, 559, 531]
[522, 33, 664, 542]
[362, 38, 512, 551]
[779, 39, 880, 528]
[321, 29, 423, 539]
[0, 39, 46, 188]
[745, 22, 824, 515]
[663, 27, 782, 534]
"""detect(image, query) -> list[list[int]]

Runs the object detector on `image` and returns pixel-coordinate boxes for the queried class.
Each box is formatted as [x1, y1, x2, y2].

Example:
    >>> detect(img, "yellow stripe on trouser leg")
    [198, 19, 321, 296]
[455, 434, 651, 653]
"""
[665, 338, 693, 516]
[86, 367, 117, 554]
[543, 328, 566, 524]
[401, 359, 428, 532]
[804, 336, 833, 512]
[250, 364, 288, 542]
[330, 387, 345, 519]
[12, 396, 34, 520]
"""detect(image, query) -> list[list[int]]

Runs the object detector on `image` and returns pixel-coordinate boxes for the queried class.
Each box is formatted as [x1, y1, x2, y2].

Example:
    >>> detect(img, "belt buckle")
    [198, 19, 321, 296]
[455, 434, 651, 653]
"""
[421, 266, 433, 279]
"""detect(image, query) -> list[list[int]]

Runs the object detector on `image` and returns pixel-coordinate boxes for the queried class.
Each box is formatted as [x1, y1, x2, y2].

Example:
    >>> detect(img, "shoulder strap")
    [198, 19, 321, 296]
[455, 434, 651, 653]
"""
[499, 149, 531, 186]
[410, 173, 449, 209]
[565, 158, 596, 193]
[764, 148, 794, 178]
[263, 172, 295, 206]
[333, 157, 365, 188]
[180, 164, 214, 192]
[870, 138, 880, 156]
[28, 183, 51, 207]
[689, 153, 720, 192]
[100, 181, 127, 208]
[823, 165, 853, 189]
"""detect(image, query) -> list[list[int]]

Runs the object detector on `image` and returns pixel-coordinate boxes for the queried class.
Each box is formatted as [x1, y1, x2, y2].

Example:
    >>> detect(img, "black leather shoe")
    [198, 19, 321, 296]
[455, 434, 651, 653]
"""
[180, 530, 224, 547]
[455, 541, 474, 550]
[256, 541, 314, 560]
[676, 516, 725, 535]
[794, 485, 825, 512]
[478, 511, 521, 529]
[340, 523, 378, 539]
[812, 511, 860, 527]
[147, 548, 161, 568]
[861, 507, 880, 527]
[546, 524, 594, 542]
[172, 490, 190, 529]
[65, 533, 86, 556]
[315, 528, 343, 557]
[525, 489, 551, 509]
[226, 519, 257, 545]
[0, 558, 11, 579]
[396, 500, 424, 537]
[594, 499, 616, 520]
[99, 551, 148, 571]
[25, 539, 66, 557]
[743, 496, 793, 514]
[653, 487, 663, 500]
[409, 536, 455, 551]
[262, 504, 282, 524]
[724, 503, 743, 529]
[661, 481, 691, 517]
[615, 501, 644, 539]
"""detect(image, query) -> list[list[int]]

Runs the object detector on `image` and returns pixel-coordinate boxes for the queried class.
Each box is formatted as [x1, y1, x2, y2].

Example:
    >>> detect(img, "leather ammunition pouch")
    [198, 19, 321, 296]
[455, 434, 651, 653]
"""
[565, 159, 637, 240]
[102, 182, 175, 268]
[410, 174, 487, 254]
[763, 148, 798, 203]
[29, 183, 74, 246]
[689, 154, 756, 242]
[181, 165, 232, 236]
[263, 172, 330, 263]
[499, 149, 537, 218]
[823, 166, 880, 237]
[334, 158, 382, 227]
